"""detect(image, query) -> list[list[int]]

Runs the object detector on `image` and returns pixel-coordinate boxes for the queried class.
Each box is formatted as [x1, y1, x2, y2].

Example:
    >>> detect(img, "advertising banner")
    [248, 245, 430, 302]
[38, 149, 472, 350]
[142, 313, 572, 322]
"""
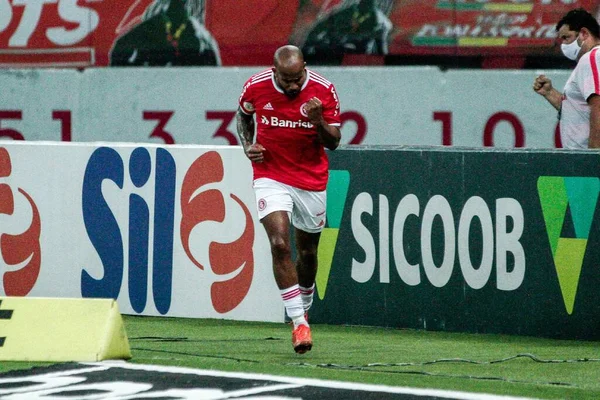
[291, 0, 600, 63]
[313, 147, 600, 340]
[0, 0, 596, 68]
[2, 140, 599, 340]
[0, 141, 283, 322]
[0, 67, 568, 148]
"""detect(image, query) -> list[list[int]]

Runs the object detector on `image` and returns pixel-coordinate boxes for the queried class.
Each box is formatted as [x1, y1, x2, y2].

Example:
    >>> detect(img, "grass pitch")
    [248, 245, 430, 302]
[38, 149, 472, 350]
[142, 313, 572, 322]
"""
[1, 315, 600, 399]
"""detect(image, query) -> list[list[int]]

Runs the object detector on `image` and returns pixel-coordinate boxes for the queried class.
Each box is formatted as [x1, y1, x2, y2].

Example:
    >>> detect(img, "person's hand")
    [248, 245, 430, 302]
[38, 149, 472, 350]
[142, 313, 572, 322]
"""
[244, 143, 265, 163]
[533, 75, 554, 97]
[304, 97, 324, 125]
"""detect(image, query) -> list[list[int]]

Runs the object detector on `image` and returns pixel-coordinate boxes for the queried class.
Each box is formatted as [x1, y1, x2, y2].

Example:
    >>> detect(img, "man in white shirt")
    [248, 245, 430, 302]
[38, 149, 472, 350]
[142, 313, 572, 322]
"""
[534, 8, 600, 149]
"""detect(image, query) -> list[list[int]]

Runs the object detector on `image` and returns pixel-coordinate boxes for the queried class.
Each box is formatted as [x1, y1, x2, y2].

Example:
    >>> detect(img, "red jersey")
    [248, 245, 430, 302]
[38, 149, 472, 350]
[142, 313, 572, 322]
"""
[238, 68, 341, 191]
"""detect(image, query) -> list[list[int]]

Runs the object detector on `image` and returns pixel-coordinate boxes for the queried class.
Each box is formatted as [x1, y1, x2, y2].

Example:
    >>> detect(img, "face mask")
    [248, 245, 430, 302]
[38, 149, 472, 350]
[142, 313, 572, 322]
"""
[561, 36, 582, 61]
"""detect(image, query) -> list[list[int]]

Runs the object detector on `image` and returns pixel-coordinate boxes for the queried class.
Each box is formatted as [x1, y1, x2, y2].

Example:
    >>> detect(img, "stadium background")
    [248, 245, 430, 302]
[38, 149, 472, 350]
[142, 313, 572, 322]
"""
[1, 0, 596, 68]
[2, 2, 600, 398]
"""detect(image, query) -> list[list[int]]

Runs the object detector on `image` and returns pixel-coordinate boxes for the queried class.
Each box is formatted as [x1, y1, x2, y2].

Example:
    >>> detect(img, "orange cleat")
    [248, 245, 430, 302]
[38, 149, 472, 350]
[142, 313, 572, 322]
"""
[292, 324, 312, 354]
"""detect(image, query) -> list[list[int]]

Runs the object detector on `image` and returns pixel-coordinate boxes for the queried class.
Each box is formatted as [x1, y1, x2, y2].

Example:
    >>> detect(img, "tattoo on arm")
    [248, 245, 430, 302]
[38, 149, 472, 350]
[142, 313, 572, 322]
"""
[236, 108, 255, 149]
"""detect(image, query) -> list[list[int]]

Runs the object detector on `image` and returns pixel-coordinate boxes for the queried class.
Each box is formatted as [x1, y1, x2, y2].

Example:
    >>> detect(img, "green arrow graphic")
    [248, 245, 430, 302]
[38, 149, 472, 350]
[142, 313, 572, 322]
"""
[316, 170, 350, 300]
[538, 177, 599, 314]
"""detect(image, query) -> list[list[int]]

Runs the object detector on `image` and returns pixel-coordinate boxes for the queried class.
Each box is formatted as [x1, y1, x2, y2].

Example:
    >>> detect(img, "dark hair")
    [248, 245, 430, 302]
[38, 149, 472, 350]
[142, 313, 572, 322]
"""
[556, 8, 600, 37]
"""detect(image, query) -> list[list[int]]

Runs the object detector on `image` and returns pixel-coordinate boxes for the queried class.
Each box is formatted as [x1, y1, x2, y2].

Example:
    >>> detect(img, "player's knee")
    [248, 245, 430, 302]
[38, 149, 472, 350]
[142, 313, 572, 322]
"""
[297, 247, 318, 265]
[270, 236, 291, 259]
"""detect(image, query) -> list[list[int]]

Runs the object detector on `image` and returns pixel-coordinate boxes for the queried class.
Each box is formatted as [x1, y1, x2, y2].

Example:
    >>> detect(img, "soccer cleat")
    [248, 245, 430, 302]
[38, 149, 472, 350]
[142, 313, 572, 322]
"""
[292, 324, 312, 354]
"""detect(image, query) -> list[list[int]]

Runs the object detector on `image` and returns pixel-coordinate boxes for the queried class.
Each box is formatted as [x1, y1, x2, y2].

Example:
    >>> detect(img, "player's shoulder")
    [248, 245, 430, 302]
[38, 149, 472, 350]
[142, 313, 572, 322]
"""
[245, 68, 273, 87]
[579, 46, 600, 66]
[307, 69, 335, 90]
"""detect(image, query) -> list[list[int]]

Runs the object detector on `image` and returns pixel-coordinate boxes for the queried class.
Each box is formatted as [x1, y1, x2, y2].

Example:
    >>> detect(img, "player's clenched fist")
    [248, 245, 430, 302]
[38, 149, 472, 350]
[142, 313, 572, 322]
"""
[244, 143, 265, 163]
[533, 75, 553, 96]
[303, 97, 324, 125]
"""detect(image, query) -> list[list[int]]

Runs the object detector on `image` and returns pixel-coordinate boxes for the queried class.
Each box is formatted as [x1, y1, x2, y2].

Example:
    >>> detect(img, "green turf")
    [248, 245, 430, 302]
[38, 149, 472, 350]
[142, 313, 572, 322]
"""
[2, 315, 600, 399]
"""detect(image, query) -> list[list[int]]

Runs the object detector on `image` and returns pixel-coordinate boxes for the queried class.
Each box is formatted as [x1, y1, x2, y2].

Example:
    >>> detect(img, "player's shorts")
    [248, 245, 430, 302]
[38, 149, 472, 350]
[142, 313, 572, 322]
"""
[253, 177, 326, 233]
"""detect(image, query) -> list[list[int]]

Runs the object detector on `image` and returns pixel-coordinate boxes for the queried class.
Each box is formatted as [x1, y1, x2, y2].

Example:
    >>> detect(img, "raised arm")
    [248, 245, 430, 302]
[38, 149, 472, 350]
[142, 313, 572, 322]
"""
[304, 97, 341, 150]
[533, 74, 563, 111]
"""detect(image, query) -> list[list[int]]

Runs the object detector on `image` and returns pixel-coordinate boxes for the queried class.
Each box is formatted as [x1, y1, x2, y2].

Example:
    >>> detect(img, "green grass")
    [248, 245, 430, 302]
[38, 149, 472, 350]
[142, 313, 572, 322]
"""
[2, 315, 600, 399]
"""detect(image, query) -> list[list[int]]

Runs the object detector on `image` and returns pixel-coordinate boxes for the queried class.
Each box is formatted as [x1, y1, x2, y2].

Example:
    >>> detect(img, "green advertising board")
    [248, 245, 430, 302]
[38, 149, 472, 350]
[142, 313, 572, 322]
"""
[315, 146, 600, 340]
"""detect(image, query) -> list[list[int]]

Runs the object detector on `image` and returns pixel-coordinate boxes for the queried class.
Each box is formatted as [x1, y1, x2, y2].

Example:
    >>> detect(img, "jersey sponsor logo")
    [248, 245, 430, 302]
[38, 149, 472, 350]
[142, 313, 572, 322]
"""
[0, 147, 42, 297]
[262, 116, 314, 129]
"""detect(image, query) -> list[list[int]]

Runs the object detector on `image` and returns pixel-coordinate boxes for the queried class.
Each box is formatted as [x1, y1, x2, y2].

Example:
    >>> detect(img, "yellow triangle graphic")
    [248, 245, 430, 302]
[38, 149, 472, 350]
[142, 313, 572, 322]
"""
[316, 228, 339, 300]
[554, 238, 587, 315]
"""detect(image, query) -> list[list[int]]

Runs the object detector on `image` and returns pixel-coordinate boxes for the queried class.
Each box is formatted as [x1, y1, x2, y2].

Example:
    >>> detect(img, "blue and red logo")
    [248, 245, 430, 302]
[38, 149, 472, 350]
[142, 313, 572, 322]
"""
[81, 148, 254, 315]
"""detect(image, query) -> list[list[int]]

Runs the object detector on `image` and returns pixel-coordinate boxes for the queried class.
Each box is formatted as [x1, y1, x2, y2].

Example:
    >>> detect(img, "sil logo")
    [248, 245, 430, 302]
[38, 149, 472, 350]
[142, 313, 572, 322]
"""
[180, 151, 255, 314]
[538, 176, 599, 315]
[315, 170, 350, 300]
[82, 148, 254, 315]
[0, 147, 42, 296]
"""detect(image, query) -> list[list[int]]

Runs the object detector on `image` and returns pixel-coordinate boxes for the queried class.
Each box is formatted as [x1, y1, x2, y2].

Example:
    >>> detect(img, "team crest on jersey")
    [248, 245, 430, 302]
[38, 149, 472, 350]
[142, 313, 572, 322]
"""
[300, 103, 309, 118]
[258, 198, 267, 211]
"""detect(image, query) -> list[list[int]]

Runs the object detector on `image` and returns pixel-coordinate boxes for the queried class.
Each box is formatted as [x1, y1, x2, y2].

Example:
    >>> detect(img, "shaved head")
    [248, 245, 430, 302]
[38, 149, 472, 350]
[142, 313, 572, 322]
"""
[273, 45, 306, 98]
[274, 45, 305, 69]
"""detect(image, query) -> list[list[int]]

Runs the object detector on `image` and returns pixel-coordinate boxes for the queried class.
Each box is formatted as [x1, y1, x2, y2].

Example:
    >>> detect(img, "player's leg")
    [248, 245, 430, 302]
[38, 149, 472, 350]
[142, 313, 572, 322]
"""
[295, 228, 320, 315]
[261, 211, 297, 288]
[290, 185, 326, 320]
[253, 179, 308, 347]
[287, 187, 325, 354]
[262, 212, 312, 354]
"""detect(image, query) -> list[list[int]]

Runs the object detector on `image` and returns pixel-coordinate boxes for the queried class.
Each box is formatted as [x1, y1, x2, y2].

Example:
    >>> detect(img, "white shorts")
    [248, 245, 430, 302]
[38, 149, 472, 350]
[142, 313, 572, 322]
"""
[253, 177, 326, 233]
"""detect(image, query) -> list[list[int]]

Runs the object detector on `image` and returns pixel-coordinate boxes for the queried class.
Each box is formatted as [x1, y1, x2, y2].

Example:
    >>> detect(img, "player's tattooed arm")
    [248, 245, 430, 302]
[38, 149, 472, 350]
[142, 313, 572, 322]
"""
[236, 107, 255, 149]
[305, 97, 341, 150]
[236, 107, 265, 163]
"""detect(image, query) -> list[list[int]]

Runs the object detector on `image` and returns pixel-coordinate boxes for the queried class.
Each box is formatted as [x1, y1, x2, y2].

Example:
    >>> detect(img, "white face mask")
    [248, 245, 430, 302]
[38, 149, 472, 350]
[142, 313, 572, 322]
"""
[561, 36, 582, 61]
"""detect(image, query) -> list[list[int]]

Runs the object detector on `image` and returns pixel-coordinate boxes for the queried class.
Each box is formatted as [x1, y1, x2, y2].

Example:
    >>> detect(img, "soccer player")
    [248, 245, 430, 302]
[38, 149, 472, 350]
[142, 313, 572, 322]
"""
[236, 45, 341, 354]
[534, 8, 600, 149]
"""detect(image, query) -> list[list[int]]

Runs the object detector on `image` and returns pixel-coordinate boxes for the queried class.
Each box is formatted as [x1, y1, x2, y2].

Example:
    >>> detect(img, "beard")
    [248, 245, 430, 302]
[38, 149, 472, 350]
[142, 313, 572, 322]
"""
[284, 89, 300, 98]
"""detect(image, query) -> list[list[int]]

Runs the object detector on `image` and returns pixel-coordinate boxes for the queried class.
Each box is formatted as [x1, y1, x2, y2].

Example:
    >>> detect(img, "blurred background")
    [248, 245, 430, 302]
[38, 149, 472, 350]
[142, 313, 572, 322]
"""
[1, 0, 594, 69]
